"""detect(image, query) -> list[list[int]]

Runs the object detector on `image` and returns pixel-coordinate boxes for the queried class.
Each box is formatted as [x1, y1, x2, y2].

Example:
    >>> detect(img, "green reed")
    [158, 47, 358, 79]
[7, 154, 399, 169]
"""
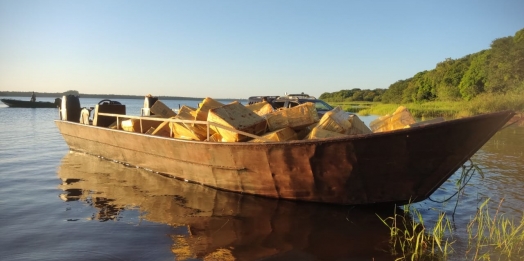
[380, 199, 524, 261]
[354, 102, 464, 118]
[465, 198, 524, 260]
[332, 88, 524, 118]
[463, 88, 524, 116]
[378, 205, 454, 261]
[377, 159, 524, 260]
[328, 101, 378, 114]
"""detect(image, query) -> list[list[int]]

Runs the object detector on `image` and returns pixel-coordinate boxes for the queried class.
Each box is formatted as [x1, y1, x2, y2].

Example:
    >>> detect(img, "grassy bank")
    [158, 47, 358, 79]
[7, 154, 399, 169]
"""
[328, 89, 524, 118]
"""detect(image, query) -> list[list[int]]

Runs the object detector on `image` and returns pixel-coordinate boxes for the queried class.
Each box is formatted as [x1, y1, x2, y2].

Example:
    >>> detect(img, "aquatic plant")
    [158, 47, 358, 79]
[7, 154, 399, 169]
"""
[465, 198, 524, 260]
[328, 101, 377, 114]
[378, 159, 524, 260]
[377, 204, 454, 261]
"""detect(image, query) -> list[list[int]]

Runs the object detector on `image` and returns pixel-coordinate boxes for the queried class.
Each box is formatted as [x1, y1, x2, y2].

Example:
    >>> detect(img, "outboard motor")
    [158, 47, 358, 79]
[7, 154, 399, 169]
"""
[54, 98, 62, 108]
[60, 95, 81, 122]
[93, 99, 126, 127]
[142, 94, 158, 116]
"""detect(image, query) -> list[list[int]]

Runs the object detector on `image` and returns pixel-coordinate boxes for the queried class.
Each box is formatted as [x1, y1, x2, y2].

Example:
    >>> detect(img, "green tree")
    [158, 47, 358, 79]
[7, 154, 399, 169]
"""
[363, 90, 376, 101]
[512, 28, 524, 83]
[485, 36, 515, 93]
[381, 79, 411, 104]
[459, 51, 489, 100]
[352, 90, 364, 101]
[403, 71, 434, 102]
[438, 57, 469, 101]
[379, 27, 524, 103]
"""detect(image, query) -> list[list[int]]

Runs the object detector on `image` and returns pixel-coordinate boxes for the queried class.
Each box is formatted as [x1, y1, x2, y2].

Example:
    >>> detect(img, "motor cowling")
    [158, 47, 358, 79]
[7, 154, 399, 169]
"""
[93, 99, 126, 127]
[60, 95, 81, 122]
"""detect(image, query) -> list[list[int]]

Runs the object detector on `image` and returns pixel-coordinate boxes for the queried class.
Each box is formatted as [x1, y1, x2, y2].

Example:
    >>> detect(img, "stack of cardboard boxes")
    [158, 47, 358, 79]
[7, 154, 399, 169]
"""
[115, 96, 434, 142]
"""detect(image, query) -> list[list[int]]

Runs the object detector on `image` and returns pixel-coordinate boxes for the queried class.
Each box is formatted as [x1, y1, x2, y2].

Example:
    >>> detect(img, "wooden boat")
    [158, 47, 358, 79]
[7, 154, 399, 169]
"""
[54, 98, 515, 205]
[1, 98, 60, 108]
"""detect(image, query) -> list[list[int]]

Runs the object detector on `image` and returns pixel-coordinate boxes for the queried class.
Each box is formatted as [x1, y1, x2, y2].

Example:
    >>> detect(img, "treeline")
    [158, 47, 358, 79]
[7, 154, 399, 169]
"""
[321, 28, 524, 104]
[319, 88, 386, 102]
[0, 90, 204, 101]
[382, 27, 524, 103]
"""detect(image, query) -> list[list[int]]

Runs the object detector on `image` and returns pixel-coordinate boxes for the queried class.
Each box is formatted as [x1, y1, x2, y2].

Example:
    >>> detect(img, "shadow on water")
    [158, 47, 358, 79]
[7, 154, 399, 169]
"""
[57, 151, 411, 261]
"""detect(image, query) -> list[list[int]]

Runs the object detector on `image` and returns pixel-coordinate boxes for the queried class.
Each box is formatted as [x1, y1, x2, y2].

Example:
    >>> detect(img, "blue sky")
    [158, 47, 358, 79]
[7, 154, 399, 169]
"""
[1, 1, 523, 99]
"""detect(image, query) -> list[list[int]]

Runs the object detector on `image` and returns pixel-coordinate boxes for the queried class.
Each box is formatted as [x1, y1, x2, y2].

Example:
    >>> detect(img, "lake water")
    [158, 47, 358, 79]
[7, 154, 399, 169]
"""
[1, 96, 522, 260]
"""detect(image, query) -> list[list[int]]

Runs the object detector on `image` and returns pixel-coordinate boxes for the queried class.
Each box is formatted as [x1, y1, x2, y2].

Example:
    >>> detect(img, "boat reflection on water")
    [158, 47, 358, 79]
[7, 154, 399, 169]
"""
[57, 152, 406, 260]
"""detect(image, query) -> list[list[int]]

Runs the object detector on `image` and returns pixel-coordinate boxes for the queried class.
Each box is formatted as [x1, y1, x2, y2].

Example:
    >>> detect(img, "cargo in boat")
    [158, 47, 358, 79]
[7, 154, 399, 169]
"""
[207, 101, 267, 142]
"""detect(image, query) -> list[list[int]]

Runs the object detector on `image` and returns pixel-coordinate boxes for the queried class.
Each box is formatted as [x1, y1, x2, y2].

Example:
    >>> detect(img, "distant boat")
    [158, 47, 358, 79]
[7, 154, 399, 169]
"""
[1, 98, 61, 108]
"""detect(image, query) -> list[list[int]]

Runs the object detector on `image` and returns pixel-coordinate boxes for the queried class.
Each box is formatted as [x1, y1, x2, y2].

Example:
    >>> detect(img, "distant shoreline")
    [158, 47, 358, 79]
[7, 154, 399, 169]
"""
[0, 91, 245, 101]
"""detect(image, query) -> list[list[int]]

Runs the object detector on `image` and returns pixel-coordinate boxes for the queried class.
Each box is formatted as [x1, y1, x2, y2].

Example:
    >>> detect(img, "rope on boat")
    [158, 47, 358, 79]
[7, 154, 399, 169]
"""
[427, 160, 479, 204]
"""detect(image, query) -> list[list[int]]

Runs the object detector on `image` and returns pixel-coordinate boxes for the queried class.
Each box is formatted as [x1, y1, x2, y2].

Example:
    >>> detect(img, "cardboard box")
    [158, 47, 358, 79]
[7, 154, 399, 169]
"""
[145, 127, 156, 135]
[169, 105, 208, 140]
[347, 114, 372, 135]
[170, 122, 204, 140]
[150, 100, 177, 118]
[266, 102, 319, 131]
[316, 107, 352, 134]
[250, 127, 297, 142]
[151, 116, 176, 137]
[208, 101, 267, 142]
[296, 123, 318, 139]
[245, 101, 274, 116]
[370, 106, 416, 133]
[121, 118, 162, 133]
[265, 111, 288, 131]
[207, 133, 223, 142]
[286, 102, 320, 129]
[196, 97, 224, 122]
[305, 126, 349, 140]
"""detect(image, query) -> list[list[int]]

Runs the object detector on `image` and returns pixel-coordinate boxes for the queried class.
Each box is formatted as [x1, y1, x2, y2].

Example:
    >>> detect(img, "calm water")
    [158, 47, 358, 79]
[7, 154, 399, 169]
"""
[1, 96, 523, 261]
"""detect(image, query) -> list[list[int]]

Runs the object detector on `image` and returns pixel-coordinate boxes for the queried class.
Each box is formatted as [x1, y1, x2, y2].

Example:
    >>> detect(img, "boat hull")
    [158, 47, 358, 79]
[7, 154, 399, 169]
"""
[1, 98, 58, 108]
[55, 110, 515, 205]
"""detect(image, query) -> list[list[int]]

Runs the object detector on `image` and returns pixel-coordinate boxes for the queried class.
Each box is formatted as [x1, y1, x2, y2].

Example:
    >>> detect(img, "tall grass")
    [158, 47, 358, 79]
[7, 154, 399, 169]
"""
[466, 198, 524, 260]
[329, 101, 378, 114]
[377, 160, 524, 260]
[352, 102, 463, 118]
[463, 89, 524, 116]
[332, 88, 524, 118]
[380, 200, 524, 261]
[378, 205, 454, 261]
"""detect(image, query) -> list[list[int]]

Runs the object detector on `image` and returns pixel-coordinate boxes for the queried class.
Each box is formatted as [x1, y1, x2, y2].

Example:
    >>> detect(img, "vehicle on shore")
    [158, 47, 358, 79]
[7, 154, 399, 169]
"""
[248, 93, 335, 116]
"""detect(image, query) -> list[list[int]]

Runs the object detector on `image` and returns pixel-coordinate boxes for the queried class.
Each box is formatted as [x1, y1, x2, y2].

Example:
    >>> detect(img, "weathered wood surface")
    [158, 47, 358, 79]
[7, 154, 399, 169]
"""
[55, 110, 515, 205]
